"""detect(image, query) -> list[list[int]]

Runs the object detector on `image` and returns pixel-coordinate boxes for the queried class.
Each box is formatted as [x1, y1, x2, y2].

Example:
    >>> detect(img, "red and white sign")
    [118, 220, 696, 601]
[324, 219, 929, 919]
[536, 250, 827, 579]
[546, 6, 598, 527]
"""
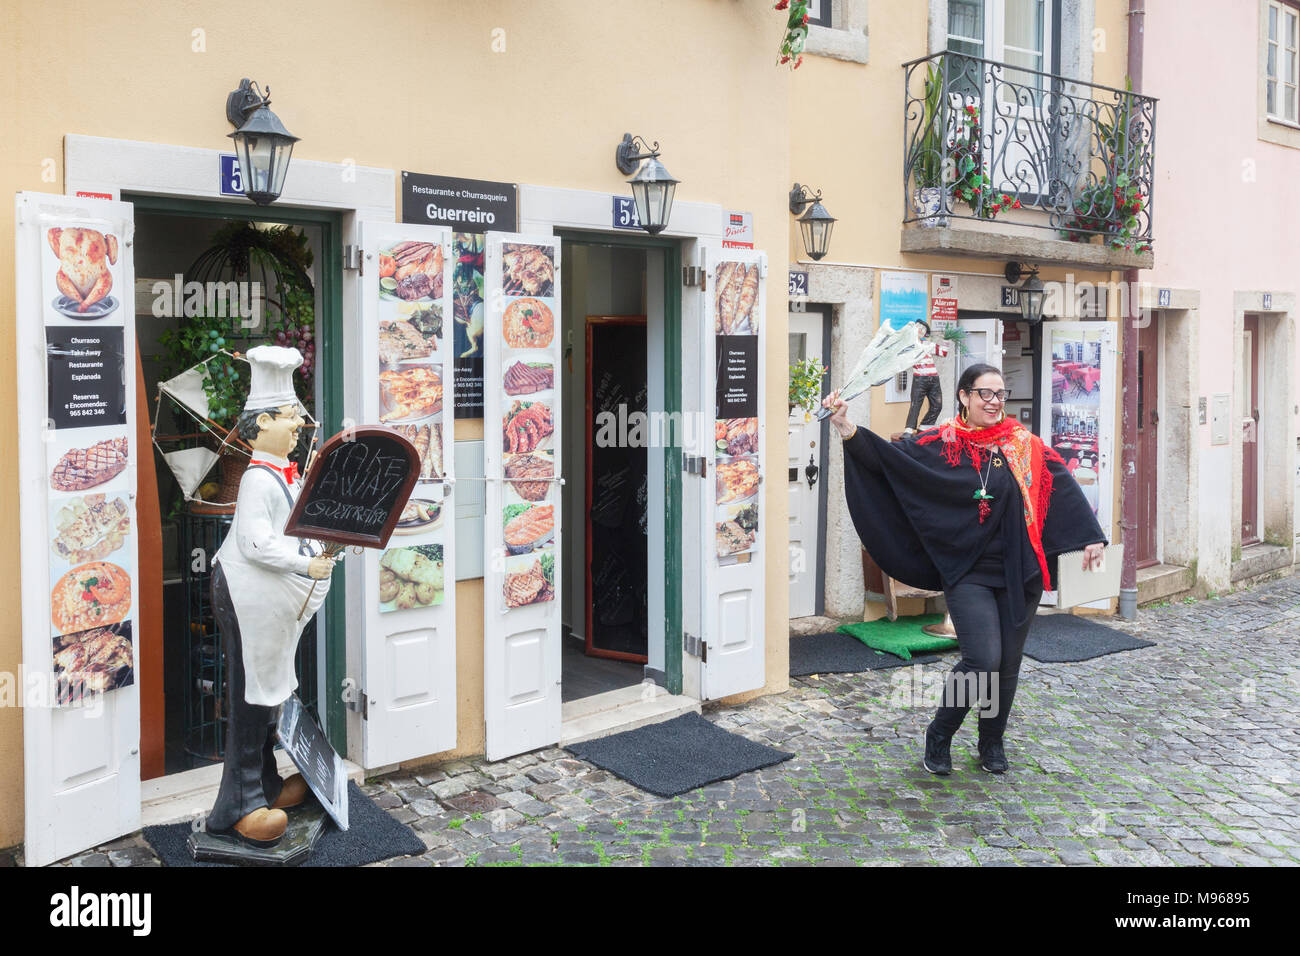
[930, 273, 958, 328]
[722, 210, 753, 249]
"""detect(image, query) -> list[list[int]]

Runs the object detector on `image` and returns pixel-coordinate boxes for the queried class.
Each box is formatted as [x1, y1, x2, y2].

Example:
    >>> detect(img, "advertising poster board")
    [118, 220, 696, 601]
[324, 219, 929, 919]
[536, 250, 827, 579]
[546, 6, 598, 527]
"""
[483, 232, 563, 759]
[356, 220, 458, 767]
[880, 271, 928, 330]
[713, 259, 762, 562]
[17, 192, 143, 865]
[401, 172, 518, 419]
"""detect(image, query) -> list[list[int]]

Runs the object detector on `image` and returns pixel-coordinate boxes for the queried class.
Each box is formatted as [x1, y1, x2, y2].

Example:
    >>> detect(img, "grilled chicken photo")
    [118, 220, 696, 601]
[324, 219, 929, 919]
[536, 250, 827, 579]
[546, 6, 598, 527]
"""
[48, 227, 119, 312]
[502, 243, 555, 297]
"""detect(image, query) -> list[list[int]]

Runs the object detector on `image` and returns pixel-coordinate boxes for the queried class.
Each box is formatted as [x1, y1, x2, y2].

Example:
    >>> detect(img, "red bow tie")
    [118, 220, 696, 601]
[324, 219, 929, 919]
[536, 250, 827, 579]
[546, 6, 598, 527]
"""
[265, 460, 299, 484]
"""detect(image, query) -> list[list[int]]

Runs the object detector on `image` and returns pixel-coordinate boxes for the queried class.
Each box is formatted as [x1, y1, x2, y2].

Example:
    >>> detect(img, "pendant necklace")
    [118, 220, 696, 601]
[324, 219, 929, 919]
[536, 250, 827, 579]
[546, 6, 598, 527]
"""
[973, 446, 996, 524]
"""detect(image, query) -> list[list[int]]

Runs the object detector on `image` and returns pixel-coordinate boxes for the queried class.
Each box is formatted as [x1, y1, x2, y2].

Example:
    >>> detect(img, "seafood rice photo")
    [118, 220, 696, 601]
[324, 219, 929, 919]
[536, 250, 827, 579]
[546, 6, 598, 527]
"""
[502, 297, 554, 349]
[51, 561, 132, 635]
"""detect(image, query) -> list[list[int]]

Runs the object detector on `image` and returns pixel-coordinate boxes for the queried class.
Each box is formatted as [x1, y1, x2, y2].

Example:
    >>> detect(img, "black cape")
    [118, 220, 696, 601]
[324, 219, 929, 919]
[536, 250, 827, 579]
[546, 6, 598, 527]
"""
[842, 426, 1107, 629]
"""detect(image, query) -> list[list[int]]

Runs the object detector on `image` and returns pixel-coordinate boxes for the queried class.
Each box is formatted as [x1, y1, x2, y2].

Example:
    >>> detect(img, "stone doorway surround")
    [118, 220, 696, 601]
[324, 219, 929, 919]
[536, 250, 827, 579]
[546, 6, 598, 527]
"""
[1135, 287, 1200, 604]
[1229, 292, 1296, 586]
[796, 262, 875, 619]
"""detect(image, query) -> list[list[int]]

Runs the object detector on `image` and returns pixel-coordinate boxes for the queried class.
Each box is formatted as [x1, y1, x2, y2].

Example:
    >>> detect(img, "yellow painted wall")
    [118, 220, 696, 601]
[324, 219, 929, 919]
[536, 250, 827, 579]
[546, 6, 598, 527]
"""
[0, 0, 793, 848]
[783, 1, 1134, 616]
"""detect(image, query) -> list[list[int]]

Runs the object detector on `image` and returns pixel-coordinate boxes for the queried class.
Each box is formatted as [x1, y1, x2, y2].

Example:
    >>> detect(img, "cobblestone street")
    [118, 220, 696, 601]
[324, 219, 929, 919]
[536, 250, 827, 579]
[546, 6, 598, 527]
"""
[32, 573, 1300, 868]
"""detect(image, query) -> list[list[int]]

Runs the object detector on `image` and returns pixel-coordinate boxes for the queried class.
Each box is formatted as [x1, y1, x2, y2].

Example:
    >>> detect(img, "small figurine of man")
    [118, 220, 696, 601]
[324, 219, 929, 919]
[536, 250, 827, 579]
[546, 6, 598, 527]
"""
[206, 345, 337, 848]
[904, 321, 949, 434]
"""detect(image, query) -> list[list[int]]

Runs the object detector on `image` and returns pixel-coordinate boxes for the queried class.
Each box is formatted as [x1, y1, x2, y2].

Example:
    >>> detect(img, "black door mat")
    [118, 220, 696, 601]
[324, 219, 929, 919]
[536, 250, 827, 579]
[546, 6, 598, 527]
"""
[791, 632, 943, 676]
[142, 781, 425, 867]
[566, 712, 793, 798]
[1025, 613, 1155, 663]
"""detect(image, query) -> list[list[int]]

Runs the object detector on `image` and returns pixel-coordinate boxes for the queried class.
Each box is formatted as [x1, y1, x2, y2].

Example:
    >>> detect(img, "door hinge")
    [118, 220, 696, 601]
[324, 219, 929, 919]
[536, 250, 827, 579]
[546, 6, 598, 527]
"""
[684, 454, 708, 477]
[345, 684, 369, 720]
[343, 245, 362, 273]
[684, 632, 707, 662]
[683, 265, 706, 290]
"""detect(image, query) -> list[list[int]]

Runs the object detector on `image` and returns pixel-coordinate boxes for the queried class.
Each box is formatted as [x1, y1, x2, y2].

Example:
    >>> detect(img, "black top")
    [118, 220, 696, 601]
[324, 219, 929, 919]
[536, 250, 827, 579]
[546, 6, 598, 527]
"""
[841, 426, 1106, 629]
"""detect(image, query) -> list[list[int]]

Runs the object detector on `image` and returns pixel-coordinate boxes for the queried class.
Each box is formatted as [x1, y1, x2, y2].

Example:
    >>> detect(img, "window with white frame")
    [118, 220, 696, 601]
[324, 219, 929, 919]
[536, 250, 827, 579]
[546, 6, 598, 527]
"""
[1266, 0, 1299, 123]
[802, 0, 868, 64]
[947, 0, 1053, 90]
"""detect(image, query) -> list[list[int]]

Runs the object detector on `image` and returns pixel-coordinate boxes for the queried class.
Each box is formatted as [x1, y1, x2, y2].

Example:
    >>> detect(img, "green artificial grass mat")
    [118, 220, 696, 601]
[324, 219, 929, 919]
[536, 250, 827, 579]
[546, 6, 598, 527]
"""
[836, 614, 959, 660]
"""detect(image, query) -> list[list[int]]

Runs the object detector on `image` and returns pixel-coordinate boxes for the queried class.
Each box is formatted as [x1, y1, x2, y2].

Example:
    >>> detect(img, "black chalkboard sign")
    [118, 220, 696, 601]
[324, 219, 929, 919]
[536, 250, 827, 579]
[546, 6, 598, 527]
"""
[585, 318, 648, 660]
[276, 694, 348, 830]
[284, 426, 420, 548]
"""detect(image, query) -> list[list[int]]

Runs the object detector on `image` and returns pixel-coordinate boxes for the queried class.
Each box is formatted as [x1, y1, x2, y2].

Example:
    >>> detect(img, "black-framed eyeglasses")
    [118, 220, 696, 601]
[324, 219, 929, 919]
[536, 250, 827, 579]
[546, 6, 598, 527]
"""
[967, 387, 1010, 403]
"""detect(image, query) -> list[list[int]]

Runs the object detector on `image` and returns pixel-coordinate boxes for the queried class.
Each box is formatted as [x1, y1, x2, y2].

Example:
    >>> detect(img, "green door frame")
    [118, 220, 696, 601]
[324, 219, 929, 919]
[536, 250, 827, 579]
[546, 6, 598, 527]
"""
[123, 194, 348, 752]
[556, 230, 684, 694]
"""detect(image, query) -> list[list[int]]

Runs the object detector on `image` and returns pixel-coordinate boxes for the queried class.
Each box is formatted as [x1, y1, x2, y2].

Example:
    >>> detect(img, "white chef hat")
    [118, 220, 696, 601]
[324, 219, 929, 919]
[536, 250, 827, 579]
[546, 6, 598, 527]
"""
[243, 345, 303, 411]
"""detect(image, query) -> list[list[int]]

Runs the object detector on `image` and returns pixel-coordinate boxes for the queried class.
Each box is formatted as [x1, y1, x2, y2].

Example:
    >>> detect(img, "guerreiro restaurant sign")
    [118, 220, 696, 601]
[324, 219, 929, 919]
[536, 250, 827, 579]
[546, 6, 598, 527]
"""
[401, 172, 518, 234]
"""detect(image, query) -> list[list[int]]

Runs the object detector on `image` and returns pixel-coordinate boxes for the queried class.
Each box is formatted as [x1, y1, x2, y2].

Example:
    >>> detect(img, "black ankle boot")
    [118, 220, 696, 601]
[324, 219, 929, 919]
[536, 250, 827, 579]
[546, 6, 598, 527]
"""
[978, 736, 1008, 774]
[924, 723, 953, 775]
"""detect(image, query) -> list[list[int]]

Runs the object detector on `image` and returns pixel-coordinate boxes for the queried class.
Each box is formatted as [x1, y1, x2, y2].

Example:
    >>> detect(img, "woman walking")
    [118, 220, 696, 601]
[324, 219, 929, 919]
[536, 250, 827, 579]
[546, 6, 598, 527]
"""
[824, 363, 1106, 774]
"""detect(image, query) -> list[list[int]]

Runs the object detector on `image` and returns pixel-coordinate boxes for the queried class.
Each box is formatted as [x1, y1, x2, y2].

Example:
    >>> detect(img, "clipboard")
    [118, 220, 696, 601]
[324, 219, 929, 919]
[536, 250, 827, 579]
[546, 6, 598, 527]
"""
[1054, 543, 1122, 609]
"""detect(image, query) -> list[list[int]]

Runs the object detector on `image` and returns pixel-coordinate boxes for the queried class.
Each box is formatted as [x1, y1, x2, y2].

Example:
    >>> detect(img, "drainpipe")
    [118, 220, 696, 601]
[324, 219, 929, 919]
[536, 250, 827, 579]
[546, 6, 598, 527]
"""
[1118, 0, 1145, 619]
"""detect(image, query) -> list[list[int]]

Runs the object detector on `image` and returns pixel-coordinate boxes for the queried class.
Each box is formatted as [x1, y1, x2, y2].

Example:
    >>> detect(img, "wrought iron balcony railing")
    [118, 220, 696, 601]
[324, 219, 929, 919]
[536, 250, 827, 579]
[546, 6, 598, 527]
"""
[903, 51, 1157, 252]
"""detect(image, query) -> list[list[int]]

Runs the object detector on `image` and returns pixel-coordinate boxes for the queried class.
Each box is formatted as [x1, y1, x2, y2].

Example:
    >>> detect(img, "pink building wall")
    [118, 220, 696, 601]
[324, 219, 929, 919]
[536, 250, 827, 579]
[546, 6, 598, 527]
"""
[1143, 0, 1300, 586]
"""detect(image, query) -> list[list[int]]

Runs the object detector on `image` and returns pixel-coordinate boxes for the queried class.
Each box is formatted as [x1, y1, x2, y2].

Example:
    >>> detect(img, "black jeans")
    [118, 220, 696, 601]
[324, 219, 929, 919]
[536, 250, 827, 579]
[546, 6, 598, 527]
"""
[930, 578, 1042, 742]
[207, 563, 287, 833]
[906, 374, 943, 430]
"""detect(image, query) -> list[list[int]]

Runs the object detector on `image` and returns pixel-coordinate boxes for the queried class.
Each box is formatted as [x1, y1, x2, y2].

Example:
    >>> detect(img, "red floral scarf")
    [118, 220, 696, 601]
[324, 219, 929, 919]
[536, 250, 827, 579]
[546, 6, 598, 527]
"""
[915, 416, 1066, 588]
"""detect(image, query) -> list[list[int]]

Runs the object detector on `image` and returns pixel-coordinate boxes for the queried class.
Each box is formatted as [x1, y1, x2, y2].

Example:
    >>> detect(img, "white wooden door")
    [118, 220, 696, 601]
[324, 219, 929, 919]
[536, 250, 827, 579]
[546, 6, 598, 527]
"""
[700, 245, 767, 699]
[17, 191, 141, 865]
[483, 232, 563, 760]
[787, 309, 823, 619]
[358, 221, 457, 767]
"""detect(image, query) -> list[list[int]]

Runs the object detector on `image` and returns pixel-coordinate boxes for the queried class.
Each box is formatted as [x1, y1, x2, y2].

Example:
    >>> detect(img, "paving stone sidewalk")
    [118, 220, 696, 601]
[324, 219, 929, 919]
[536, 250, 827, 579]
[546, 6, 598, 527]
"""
[31, 574, 1300, 867]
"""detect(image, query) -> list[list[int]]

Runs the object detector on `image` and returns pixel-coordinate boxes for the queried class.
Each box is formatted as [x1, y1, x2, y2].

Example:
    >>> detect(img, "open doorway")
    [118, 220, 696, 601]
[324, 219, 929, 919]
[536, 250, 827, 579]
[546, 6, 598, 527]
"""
[560, 243, 650, 702]
[128, 198, 343, 777]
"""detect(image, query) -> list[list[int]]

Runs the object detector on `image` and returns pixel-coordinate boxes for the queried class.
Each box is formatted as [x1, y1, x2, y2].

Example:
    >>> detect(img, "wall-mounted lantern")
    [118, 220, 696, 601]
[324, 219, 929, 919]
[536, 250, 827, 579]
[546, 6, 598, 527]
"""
[615, 133, 679, 235]
[790, 183, 836, 261]
[226, 78, 300, 206]
[1005, 261, 1046, 323]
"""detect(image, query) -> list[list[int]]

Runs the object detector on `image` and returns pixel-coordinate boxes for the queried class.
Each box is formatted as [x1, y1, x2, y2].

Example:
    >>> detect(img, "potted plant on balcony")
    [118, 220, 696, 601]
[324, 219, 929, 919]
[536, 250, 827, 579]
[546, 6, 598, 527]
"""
[1059, 173, 1150, 253]
[948, 105, 1021, 220]
[909, 66, 949, 227]
[1059, 81, 1151, 253]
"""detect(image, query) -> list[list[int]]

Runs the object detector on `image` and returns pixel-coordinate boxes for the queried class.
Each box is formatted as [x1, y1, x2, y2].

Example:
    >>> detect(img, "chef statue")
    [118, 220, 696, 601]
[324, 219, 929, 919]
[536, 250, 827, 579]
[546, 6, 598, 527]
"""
[207, 345, 337, 848]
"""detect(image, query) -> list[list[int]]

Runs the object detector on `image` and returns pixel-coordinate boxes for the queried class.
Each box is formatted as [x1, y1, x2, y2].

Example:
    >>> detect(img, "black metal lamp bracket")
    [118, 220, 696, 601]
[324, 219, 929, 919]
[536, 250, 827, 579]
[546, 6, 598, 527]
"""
[226, 78, 270, 128]
[615, 133, 661, 175]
